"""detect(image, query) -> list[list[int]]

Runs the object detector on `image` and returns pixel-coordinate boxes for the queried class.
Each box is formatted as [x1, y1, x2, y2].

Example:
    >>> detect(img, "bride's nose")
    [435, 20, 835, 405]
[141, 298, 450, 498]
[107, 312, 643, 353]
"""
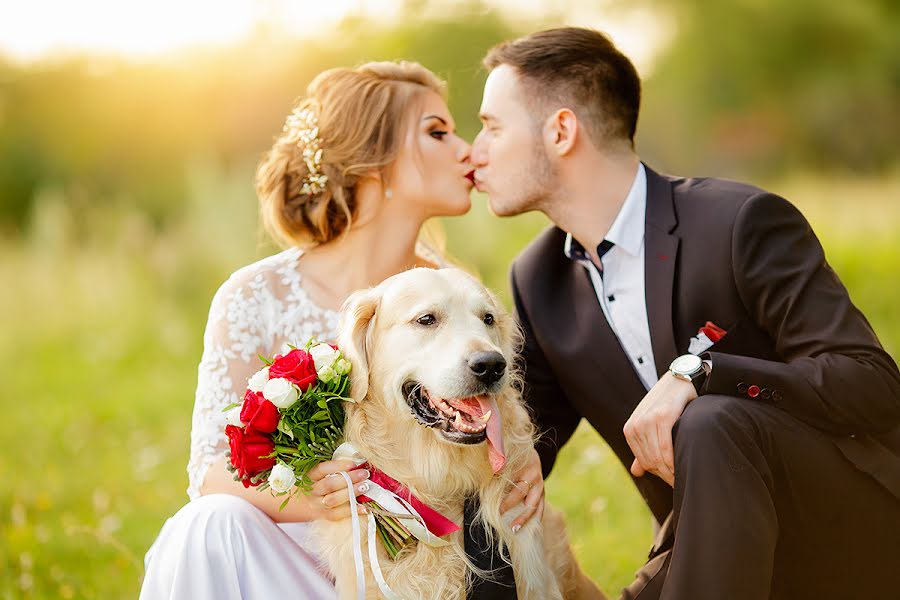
[456, 138, 472, 163]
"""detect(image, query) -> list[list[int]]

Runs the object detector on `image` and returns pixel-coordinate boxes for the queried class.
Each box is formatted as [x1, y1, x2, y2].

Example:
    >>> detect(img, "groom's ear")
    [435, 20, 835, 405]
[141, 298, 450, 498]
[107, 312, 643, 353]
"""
[545, 108, 579, 157]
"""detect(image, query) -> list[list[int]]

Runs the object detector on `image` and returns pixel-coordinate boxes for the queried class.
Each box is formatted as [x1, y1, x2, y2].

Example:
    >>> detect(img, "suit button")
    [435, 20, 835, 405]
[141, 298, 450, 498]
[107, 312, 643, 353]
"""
[737, 382, 749, 395]
[760, 388, 772, 400]
[747, 385, 761, 398]
[772, 391, 783, 402]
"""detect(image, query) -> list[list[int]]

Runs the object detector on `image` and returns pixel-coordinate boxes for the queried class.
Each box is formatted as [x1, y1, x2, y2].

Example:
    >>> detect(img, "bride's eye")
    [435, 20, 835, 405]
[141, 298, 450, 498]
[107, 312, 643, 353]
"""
[430, 130, 448, 140]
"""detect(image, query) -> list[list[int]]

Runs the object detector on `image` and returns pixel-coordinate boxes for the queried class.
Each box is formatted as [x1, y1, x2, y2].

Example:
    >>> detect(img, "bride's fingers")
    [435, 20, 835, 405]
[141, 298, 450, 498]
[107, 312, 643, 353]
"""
[322, 502, 370, 522]
[309, 459, 360, 483]
[320, 478, 372, 509]
[500, 480, 530, 513]
[311, 468, 369, 497]
[510, 485, 544, 532]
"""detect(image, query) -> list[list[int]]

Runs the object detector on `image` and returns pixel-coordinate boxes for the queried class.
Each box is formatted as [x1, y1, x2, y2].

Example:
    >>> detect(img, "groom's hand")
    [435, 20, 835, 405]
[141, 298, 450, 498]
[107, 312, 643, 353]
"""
[623, 372, 698, 487]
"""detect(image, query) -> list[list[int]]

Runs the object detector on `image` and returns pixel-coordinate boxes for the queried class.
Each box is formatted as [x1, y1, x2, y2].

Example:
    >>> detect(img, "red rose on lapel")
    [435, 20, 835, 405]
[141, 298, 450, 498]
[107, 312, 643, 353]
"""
[269, 348, 317, 391]
[699, 321, 727, 343]
[239, 389, 279, 433]
[226, 424, 276, 486]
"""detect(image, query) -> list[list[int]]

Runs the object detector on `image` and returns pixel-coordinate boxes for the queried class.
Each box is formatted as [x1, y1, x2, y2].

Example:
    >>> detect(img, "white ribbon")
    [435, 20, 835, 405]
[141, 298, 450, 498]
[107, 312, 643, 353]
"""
[333, 442, 450, 548]
[334, 442, 454, 600]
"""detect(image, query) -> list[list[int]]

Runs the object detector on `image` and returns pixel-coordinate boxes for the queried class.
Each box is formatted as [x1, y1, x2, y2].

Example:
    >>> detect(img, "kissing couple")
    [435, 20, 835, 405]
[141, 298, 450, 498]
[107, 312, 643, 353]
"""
[141, 26, 900, 600]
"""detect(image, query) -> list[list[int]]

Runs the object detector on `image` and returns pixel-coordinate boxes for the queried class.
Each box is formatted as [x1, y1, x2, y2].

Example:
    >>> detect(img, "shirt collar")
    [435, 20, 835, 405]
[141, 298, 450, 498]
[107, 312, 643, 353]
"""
[564, 162, 647, 261]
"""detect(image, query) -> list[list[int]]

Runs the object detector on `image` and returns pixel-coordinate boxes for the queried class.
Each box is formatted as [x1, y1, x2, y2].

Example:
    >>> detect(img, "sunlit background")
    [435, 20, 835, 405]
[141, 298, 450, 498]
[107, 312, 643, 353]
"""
[2, 0, 898, 597]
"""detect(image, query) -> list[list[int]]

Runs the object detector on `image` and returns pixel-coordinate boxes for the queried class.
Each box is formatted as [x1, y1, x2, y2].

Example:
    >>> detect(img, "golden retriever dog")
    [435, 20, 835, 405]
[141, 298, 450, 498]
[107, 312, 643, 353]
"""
[313, 267, 604, 600]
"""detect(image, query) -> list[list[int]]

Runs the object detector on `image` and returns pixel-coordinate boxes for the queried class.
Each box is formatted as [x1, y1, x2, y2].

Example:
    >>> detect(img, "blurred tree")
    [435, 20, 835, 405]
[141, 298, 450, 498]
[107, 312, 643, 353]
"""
[636, 0, 900, 176]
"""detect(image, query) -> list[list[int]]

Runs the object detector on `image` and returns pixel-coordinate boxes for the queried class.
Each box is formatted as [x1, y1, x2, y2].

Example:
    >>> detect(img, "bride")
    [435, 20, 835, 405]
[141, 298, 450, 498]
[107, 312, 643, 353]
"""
[140, 60, 544, 598]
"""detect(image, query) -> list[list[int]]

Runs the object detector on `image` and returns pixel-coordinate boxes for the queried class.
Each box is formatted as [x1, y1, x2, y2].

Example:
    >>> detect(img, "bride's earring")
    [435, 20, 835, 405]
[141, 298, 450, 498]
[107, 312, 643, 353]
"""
[384, 188, 393, 200]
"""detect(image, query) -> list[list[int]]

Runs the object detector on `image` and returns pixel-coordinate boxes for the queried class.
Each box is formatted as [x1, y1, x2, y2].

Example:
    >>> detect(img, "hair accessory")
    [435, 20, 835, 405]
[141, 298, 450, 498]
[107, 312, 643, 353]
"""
[284, 107, 328, 196]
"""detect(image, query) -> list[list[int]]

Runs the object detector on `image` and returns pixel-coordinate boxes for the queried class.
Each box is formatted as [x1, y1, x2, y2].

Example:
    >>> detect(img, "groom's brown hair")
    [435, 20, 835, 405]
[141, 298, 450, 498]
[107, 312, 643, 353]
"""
[484, 27, 641, 147]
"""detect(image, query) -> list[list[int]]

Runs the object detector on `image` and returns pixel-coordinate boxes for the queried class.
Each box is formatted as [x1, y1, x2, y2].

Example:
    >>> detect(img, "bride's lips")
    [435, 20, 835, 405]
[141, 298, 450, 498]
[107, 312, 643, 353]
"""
[464, 170, 476, 186]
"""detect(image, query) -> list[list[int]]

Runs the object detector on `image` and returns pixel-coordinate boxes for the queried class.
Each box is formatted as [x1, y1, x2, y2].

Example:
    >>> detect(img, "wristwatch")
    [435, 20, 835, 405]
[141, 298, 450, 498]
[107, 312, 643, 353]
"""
[669, 354, 709, 394]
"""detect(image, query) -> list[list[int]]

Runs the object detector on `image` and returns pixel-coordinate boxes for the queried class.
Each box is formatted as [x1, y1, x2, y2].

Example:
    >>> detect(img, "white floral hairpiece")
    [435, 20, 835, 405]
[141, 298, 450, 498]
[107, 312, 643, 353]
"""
[283, 107, 328, 196]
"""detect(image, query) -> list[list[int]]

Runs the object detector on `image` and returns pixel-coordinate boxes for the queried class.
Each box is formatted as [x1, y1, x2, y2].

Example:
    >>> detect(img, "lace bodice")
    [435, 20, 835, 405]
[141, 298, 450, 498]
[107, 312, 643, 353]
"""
[186, 247, 341, 499]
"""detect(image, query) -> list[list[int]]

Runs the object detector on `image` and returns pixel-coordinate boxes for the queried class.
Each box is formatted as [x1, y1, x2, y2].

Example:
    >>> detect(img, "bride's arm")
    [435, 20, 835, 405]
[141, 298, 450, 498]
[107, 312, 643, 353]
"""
[187, 268, 369, 522]
[200, 456, 370, 522]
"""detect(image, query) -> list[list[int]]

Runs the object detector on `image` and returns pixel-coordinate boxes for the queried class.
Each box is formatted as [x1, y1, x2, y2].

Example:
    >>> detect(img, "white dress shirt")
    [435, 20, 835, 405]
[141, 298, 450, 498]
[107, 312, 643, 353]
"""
[564, 163, 658, 390]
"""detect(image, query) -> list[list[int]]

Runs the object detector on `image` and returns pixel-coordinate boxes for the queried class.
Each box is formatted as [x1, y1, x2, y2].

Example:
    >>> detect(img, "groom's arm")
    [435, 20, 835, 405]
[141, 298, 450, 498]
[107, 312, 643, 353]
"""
[705, 192, 900, 435]
[511, 266, 582, 478]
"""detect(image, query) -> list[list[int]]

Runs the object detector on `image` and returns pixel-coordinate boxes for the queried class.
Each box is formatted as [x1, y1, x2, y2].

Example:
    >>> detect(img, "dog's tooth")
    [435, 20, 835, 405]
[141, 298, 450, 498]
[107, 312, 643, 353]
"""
[454, 412, 465, 430]
[479, 410, 492, 423]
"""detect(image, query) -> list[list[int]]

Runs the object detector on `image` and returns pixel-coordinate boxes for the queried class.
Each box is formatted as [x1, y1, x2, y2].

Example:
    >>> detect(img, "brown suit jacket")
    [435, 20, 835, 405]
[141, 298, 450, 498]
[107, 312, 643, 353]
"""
[510, 165, 900, 525]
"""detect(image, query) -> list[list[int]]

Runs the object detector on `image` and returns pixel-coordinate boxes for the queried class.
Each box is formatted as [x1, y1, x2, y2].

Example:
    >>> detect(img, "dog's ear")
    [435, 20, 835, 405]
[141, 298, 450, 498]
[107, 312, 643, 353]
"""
[337, 285, 382, 403]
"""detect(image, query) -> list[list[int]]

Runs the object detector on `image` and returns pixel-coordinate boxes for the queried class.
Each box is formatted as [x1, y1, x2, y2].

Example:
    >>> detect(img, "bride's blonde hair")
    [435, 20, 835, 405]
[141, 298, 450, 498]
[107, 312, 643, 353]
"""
[257, 61, 447, 248]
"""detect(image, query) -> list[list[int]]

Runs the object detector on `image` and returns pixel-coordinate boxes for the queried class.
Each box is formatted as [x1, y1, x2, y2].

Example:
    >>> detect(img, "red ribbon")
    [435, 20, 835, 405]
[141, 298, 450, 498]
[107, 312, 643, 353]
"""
[355, 465, 460, 538]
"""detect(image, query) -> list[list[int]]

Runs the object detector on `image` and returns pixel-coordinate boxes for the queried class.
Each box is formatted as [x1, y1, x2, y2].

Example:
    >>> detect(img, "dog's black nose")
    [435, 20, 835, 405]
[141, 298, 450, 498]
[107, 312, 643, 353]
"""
[468, 351, 506, 385]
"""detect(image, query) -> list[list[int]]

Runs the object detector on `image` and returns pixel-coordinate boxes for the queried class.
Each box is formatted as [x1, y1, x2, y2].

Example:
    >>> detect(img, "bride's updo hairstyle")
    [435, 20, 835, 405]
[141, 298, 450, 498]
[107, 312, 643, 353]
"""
[256, 61, 446, 248]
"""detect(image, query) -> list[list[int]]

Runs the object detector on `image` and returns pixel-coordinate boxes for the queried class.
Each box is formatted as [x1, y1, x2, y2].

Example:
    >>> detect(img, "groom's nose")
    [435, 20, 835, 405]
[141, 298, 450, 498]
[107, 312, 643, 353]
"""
[470, 130, 487, 167]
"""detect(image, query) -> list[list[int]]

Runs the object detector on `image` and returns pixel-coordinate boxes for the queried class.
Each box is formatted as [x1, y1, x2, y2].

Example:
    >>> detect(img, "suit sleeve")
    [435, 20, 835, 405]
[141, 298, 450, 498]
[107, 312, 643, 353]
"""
[510, 265, 582, 478]
[704, 192, 900, 435]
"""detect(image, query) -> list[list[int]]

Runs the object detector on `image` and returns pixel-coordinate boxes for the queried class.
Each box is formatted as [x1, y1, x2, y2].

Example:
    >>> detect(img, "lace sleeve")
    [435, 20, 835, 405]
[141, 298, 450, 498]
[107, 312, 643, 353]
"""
[186, 267, 276, 499]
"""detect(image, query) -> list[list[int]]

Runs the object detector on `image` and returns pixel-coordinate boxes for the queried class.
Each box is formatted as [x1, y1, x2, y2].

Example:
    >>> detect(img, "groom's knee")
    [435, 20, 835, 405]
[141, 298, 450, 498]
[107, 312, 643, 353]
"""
[673, 395, 756, 462]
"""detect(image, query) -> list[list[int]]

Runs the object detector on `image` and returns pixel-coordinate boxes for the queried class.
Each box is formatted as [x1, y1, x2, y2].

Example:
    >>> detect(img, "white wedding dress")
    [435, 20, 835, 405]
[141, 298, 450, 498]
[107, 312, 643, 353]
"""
[141, 247, 346, 599]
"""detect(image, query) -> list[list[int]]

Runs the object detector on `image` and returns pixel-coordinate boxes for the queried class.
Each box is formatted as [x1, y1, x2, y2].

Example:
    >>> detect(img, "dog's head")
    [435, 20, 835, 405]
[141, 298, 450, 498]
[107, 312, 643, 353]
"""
[337, 268, 519, 474]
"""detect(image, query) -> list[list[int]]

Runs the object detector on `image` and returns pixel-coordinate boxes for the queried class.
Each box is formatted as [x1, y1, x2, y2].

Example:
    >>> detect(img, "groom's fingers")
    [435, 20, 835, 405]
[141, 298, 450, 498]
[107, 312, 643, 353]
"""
[630, 458, 646, 477]
[657, 420, 676, 477]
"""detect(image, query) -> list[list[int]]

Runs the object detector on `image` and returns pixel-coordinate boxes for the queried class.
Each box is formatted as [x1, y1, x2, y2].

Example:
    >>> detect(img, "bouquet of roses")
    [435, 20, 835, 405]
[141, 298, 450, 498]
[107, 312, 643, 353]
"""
[222, 339, 422, 558]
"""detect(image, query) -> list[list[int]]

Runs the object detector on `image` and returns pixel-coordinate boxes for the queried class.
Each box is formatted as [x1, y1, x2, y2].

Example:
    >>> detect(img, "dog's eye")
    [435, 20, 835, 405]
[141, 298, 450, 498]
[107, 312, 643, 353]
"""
[416, 314, 436, 326]
[483, 313, 495, 326]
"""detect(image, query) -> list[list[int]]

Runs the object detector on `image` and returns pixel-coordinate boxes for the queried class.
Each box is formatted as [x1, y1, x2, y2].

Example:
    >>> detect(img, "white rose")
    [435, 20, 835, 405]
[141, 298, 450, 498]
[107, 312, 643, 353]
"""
[247, 367, 270, 393]
[268, 463, 297, 494]
[224, 405, 243, 427]
[309, 343, 339, 374]
[263, 377, 299, 409]
[317, 365, 336, 384]
[335, 358, 352, 375]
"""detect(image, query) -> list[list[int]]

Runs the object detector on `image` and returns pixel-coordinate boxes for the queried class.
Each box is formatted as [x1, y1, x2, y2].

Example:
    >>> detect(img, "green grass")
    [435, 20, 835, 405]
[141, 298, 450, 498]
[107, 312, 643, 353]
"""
[2, 173, 898, 598]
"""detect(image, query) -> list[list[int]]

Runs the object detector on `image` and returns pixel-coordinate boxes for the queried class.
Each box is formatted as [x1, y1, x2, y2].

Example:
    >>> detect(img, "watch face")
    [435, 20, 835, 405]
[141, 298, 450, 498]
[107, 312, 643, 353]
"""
[671, 354, 702, 375]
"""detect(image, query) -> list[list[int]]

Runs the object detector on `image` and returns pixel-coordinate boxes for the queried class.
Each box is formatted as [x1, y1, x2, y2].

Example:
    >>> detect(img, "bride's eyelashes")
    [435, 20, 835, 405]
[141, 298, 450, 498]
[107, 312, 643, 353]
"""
[429, 130, 448, 140]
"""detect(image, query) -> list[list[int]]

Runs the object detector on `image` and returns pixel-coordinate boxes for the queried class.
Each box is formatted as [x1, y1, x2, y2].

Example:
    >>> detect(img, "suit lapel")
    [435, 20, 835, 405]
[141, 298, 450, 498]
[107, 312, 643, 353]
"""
[644, 166, 680, 378]
[569, 262, 647, 400]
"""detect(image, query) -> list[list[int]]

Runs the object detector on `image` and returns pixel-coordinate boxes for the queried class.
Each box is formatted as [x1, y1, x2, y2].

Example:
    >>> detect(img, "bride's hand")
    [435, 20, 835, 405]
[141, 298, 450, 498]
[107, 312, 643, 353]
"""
[500, 447, 545, 533]
[308, 459, 372, 521]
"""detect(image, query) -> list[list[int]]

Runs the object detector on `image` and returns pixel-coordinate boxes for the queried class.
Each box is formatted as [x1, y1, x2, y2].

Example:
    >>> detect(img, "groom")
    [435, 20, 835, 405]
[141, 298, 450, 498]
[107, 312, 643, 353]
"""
[470, 27, 900, 599]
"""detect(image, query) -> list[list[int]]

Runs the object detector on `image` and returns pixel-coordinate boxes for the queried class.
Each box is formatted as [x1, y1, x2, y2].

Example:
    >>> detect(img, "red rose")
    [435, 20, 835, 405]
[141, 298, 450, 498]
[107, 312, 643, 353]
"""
[240, 390, 279, 433]
[269, 348, 317, 391]
[225, 424, 276, 487]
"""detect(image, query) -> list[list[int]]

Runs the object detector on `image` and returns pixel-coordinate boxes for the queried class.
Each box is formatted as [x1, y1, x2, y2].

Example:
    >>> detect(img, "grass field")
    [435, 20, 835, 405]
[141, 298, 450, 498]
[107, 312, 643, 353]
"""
[2, 173, 898, 598]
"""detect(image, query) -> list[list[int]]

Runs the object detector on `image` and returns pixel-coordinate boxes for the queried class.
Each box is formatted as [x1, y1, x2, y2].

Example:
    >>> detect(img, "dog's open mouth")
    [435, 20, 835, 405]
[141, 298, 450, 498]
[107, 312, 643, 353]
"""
[402, 381, 491, 444]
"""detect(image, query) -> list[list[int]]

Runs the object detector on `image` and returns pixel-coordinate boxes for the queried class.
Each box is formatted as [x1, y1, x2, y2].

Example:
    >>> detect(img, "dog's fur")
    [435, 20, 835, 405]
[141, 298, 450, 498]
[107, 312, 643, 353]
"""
[312, 268, 604, 600]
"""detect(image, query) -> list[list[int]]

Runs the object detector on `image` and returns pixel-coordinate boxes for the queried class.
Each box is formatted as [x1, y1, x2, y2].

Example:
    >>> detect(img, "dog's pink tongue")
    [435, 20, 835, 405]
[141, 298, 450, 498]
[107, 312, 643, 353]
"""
[477, 395, 505, 473]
